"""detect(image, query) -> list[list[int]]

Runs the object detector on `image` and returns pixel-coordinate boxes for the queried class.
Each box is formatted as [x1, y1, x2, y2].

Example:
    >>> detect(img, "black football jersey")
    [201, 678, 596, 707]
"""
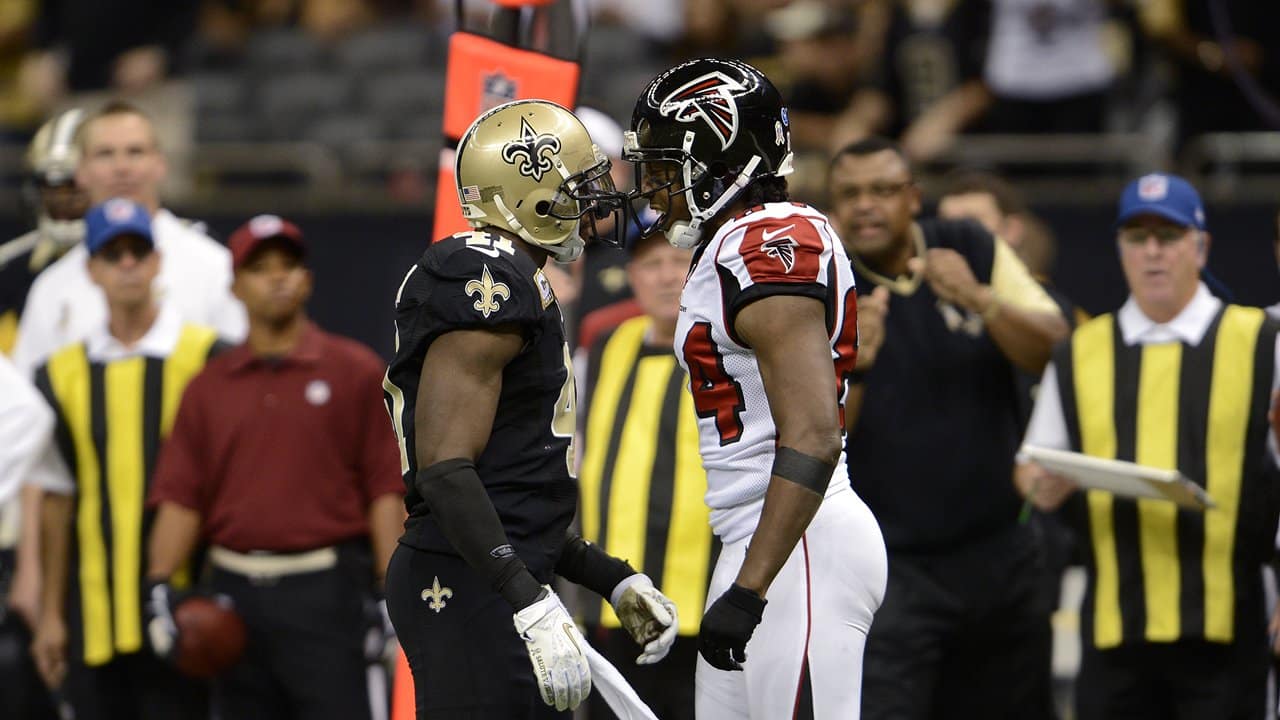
[383, 230, 576, 573]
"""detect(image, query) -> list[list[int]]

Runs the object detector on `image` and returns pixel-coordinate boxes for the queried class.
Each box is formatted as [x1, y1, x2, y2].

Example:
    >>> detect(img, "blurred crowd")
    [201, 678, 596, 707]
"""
[0, 0, 1276, 187]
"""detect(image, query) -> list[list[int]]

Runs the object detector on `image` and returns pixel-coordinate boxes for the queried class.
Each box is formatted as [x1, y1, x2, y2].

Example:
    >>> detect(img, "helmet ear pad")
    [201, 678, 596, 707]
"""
[688, 161, 731, 214]
[518, 186, 573, 244]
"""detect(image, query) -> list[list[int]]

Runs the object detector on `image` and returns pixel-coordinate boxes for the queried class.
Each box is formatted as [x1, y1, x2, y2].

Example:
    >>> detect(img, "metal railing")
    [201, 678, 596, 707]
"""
[1, 132, 1278, 216]
[1180, 132, 1280, 202]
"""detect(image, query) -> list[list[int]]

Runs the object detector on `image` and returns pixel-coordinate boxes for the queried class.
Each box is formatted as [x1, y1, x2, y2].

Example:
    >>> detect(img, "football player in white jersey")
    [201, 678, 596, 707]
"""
[621, 58, 888, 718]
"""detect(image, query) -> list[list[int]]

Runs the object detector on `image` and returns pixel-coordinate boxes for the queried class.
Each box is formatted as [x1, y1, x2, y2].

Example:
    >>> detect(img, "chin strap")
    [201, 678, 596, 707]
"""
[492, 194, 584, 262]
[545, 235, 584, 262]
[668, 154, 762, 249]
[493, 194, 528, 239]
[38, 217, 85, 249]
[665, 220, 702, 249]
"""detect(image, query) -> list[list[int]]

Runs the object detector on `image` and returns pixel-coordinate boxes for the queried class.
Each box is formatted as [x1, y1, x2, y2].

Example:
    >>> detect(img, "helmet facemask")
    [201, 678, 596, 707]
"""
[33, 182, 89, 249]
[24, 108, 87, 251]
[623, 128, 764, 249]
[542, 151, 629, 254]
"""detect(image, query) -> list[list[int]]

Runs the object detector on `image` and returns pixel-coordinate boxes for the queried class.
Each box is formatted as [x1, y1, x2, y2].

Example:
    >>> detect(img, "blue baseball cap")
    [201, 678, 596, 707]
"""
[85, 198, 153, 255]
[1116, 173, 1206, 230]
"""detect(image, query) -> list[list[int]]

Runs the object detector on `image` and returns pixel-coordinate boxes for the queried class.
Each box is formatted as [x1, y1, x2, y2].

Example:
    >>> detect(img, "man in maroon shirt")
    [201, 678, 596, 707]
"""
[143, 214, 404, 720]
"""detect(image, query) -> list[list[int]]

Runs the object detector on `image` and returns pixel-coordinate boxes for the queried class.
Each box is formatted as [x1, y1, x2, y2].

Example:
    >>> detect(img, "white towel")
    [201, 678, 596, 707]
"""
[585, 644, 661, 720]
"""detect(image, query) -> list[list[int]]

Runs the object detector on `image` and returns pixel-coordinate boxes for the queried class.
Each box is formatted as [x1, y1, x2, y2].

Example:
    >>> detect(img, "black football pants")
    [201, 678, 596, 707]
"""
[209, 545, 381, 720]
[385, 543, 567, 720]
[861, 523, 1056, 720]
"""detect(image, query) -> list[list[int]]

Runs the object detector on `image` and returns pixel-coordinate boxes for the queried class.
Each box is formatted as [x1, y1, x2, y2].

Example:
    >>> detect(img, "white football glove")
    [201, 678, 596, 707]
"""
[611, 574, 679, 665]
[513, 586, 592, 711]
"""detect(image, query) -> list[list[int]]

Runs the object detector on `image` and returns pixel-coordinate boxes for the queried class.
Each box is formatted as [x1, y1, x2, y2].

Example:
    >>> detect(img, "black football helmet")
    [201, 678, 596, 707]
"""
[623, 57, 793, 248]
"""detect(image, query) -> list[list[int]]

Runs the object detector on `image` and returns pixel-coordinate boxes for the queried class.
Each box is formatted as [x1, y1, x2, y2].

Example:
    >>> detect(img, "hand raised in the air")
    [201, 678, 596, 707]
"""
[908, 248, 991, 314]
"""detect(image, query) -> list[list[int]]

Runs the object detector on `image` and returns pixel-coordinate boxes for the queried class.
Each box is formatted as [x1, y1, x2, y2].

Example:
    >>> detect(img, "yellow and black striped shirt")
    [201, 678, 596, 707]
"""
[34, 323, 221, 665]
[579, 316, 715, 634]
[1055, 306, 1280, 649]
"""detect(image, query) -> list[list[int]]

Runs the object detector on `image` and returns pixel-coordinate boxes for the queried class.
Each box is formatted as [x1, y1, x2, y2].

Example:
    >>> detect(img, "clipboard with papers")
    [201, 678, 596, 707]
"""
[1020, 445, 1216, 511]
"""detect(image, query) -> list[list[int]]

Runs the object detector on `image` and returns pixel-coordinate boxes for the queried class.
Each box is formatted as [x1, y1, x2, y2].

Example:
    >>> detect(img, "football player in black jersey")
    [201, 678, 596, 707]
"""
[382, 99, 678, 719]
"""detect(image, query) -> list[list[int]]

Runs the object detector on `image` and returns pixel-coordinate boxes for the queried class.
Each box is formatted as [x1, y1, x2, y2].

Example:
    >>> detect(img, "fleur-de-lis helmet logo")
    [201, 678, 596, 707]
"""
[501, 116, 562, 183]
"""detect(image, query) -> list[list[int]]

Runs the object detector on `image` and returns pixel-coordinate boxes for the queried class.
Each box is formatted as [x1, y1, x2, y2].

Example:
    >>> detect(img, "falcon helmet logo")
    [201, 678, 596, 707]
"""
[760, 224, 798, 272]
[658, 71, 745, 151]
[501, 117, 561, 183]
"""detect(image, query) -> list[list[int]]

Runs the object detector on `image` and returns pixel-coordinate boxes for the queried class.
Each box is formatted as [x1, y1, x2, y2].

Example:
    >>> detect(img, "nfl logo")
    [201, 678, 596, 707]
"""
[1137, 174, 1168, 201]
[105, 198, 136, 223]
[481, 72, 518, 113]
[249, 214, 284, 238]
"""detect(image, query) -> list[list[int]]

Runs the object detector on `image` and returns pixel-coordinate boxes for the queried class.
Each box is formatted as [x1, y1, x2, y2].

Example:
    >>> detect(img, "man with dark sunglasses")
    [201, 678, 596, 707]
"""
[29, 197, 223, 720]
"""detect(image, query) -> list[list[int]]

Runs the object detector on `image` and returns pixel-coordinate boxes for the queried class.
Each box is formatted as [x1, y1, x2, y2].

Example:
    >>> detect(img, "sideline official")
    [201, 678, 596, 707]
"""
[1018, 174, 1280, 720]
[146, 215, 404, 720]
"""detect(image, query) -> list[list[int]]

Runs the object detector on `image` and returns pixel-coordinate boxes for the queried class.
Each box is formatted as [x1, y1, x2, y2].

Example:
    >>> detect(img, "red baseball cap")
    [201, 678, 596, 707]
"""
[228, 214, 305, 269]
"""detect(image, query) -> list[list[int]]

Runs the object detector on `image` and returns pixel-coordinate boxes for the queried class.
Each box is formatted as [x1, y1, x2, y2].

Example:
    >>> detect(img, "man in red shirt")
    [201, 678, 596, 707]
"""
[144, 215, 404, 720]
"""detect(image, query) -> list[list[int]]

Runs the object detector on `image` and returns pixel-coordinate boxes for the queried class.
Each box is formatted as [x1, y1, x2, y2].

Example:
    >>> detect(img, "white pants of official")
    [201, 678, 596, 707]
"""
[695, 486, 888, 719]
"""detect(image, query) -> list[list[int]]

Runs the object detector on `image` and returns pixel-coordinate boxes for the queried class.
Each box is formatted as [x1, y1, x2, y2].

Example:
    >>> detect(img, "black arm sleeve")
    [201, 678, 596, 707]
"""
[555, 533, 637, 600]
[415, 458, 543, 609]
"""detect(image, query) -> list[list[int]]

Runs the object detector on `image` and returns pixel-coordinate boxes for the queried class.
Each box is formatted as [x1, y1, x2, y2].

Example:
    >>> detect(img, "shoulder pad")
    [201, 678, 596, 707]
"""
[726, 209, 831, 285]
[425, 231, 536, 276]
[418, 232, 549, 329]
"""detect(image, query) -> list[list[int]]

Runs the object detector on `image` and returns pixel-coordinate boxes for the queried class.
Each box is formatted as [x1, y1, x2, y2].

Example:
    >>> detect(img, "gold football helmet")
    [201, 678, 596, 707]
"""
[455, 100, 623, 262]
[24, 108, 88, 249]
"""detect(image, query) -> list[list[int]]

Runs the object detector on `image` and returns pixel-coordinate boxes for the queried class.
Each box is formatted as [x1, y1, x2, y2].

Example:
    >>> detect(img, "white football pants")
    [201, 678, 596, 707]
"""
[695, 486, 887, 719]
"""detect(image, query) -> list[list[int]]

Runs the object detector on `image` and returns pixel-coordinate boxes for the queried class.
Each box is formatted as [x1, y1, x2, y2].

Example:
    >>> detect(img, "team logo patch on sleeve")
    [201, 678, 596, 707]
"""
[534, 268, 555, 309]
[501, 117, 561, 182]
[760, 224, 798, 272]
[658, 71, 744, 150]
[465, 264, 511, 318]
[739, 217, 824, 283]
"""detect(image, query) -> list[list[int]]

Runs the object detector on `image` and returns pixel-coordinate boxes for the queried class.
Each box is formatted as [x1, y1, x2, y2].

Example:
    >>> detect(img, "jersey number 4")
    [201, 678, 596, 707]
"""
[682, 322, 746, 446]
[681, 289, 860, 445]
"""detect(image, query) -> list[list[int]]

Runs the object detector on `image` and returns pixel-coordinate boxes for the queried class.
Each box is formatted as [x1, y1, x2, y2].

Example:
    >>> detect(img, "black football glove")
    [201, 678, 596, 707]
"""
[698, 583, 766, 671]
[144, 580, 182, 663]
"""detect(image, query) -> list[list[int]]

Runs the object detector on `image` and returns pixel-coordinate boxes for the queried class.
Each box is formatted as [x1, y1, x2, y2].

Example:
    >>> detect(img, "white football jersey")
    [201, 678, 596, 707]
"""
[675, 202, 860, 541]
